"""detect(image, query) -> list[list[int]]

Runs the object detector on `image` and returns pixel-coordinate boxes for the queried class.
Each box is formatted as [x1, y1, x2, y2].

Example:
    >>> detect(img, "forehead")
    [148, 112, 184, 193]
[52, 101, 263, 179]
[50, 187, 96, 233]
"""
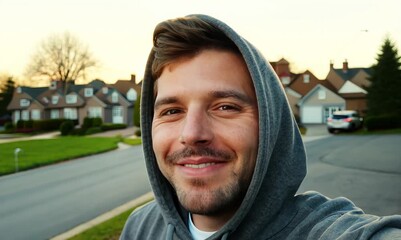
[154, 49, 255, 99]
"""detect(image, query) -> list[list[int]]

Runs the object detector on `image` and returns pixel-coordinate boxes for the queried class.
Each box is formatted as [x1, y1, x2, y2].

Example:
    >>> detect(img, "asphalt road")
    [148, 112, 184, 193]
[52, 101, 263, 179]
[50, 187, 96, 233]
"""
[1, 133, 400, 240]
[0, 145, 151, 240]
[298, 134, 401, 216]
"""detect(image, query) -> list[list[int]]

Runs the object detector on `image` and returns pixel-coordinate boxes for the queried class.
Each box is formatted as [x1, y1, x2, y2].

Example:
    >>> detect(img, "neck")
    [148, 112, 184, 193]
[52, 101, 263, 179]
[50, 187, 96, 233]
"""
[191, 210, 235, 232]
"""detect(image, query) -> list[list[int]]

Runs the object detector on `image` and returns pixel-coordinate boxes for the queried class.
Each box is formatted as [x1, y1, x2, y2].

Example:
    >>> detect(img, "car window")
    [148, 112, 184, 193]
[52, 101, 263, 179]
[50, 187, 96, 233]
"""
[332, 114, 349, 119]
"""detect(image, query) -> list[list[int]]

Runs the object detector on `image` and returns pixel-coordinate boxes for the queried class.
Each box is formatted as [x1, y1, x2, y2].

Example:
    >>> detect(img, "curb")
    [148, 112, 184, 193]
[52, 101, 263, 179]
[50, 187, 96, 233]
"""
[51, 191, 154, 240]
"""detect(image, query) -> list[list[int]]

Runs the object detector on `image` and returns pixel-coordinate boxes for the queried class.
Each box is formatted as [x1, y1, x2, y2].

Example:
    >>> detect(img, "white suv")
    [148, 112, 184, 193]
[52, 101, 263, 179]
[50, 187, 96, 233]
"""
[327, 110, 363, 133]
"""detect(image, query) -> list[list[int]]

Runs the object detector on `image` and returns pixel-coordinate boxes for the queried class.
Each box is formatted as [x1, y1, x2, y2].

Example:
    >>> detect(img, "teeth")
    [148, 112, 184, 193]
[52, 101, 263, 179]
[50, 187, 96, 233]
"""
[184, 163, 216, 169]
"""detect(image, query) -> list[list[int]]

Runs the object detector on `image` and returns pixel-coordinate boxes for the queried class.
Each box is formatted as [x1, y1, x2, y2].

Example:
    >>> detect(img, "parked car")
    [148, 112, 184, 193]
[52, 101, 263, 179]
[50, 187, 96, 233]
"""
[327, 110, 363, 133]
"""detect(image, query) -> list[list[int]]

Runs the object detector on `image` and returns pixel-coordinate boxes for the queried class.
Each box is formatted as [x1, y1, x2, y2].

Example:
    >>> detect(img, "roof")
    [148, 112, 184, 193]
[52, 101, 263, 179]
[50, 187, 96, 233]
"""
[334, 68, 371, 81]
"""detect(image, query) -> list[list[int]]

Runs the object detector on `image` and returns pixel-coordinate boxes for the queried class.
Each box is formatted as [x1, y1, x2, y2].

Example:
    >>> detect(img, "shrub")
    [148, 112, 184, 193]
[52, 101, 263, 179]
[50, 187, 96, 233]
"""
[85, 127, 102, 135]
[16, 120, 24, 129]
[82, 117, 93, 129]
[135, 129, 141, 137]
[92, 117, 103, 127]
[24, 119, 34, 129]
[33, 119, 66, 131]
[365, 115, 401, 131]
[101, 123, 127, 131]
[60, 120, 75, 136]
[4, 122, 14, 131]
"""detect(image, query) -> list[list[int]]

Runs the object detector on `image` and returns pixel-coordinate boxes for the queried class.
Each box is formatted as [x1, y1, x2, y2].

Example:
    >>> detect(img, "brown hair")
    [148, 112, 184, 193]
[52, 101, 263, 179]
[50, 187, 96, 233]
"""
[151, 16, 239, 80]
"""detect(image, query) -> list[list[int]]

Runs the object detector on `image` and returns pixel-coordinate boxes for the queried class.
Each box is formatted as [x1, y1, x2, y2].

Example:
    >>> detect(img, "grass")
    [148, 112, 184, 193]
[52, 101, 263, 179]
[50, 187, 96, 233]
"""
[68, 207, 135, 240]
[121, 137, 142, 146]
[0, 137, 120, 176]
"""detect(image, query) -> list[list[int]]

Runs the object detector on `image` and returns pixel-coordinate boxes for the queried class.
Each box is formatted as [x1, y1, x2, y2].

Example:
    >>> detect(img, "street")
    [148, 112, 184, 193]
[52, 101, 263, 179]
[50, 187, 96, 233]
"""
[0, 133, 400, 240]
[299, 134, 401, 216]
[0, 145, 151, 240]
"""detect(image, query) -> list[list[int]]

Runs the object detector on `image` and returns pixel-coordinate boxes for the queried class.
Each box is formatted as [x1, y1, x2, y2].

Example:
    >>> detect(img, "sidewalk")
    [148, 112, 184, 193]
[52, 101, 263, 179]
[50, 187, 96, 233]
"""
[0, 127, 138, 144]
[302, 124, 331, 143]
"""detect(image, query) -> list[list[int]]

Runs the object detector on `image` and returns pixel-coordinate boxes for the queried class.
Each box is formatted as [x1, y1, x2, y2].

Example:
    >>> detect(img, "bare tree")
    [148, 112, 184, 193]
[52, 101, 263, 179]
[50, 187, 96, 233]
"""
[26, 32, 97, 84]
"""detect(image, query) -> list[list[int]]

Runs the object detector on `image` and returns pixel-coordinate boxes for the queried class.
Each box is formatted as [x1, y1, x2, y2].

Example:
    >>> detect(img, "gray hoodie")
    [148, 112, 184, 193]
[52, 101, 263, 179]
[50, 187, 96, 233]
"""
[120, 14, 401, 240]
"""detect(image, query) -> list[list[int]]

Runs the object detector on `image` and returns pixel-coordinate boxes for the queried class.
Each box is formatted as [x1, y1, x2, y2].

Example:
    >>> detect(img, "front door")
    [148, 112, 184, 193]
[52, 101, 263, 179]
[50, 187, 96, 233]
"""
[112, 106, 123, 124]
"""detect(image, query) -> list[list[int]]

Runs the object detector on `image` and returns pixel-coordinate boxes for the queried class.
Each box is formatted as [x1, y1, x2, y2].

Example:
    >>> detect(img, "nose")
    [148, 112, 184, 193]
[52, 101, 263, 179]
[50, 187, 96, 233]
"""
[179, 108, 213, 146]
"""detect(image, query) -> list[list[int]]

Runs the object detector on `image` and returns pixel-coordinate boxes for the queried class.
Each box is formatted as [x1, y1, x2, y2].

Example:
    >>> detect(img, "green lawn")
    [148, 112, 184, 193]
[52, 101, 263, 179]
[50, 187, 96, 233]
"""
[0, 137, 120, 176]
[69, 207, 135, 240]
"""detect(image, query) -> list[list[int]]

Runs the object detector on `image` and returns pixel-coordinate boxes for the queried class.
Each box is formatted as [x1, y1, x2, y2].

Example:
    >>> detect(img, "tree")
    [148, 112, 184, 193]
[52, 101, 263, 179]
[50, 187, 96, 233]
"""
[0, 75, 16, 118]
[367, 37, 401, 117]
[26, 32, 97, 85]
[133, 94, 141, 127]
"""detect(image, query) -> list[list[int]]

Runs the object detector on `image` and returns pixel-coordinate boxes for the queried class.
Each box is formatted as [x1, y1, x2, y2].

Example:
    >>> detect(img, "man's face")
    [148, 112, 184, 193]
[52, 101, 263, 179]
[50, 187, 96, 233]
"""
[152, 49, 259, 217]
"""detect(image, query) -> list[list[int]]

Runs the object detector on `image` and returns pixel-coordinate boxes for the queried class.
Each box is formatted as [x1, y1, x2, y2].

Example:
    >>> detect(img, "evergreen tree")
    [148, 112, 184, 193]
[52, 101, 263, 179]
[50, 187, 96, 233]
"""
[133, 94, 141, 127]
[0, 76, 16, 118]
[367, 37, 401, 117]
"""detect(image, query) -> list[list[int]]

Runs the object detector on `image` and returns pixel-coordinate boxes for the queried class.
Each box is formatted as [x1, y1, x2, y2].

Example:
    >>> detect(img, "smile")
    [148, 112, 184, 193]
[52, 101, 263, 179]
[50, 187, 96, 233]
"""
[184, 162, 216, 168]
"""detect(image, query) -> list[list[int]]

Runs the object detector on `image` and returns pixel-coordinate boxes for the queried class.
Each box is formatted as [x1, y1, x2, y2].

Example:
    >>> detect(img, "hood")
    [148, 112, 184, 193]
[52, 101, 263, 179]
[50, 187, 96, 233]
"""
[140, 14, 307, 239]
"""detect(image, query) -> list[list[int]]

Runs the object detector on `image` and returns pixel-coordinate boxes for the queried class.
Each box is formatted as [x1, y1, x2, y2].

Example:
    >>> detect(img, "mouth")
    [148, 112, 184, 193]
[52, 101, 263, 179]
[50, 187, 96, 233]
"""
[184, 162, 216, 169]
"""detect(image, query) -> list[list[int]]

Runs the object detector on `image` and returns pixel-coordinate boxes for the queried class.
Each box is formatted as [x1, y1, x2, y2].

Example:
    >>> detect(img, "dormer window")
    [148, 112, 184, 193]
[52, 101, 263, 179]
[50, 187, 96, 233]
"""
[17, 87, 22, 93]
[84, 88, 93, 97]
[102, 87, 108, 94]
[303, 74, 310, 83]
[52, 95, 59, 104]
[318, 89, 326, 100]
[50, 81, 57, 90]
[112, 92, 119, 103]
[20, 99, 30, 107]
[66, 94, 77, 104]
[127, 88, 137, 101]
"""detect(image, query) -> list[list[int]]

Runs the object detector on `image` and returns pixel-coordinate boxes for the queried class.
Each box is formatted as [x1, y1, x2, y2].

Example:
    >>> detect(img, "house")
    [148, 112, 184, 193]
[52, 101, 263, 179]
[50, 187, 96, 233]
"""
[326, 60, 371, 116]
[270, 59, 371, 124]
[7, 75, 141, 126]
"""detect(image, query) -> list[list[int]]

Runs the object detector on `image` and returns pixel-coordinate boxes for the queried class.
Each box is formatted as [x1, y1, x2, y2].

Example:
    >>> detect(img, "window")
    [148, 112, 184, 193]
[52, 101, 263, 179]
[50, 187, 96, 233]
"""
[84, 88, 93, 97]
[318, 89, 326, 100]
[20, 99, 30, 107]
[102, 87, 108, 94]
[303, 74, 310, 83]
[52, 95, 59, 104]
[64, 108, 78, 119]
[112, 92, 119, 103]
[51, 109, 59, 119]
[127, 88, 137, 101]
[66, 94, 77, 104]
[21, 110, 29, 120]
[31, 109, 41, 120]
[281, 76, 290, 85]
[14, 111, 20, 123]
[88, 107, 102, 118]
[17, 87, 22, 93]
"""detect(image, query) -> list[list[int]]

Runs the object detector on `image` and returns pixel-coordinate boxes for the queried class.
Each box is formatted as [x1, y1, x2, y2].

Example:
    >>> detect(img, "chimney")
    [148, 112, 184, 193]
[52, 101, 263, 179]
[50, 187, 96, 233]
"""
[330, 60, 334, 69]
[130, 74, 136, 82]
[343, 59, 348, 73]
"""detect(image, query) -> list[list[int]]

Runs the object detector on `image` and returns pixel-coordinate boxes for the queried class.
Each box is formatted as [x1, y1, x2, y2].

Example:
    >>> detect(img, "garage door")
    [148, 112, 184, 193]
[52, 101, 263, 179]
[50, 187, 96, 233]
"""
[302, 106, 322, 124]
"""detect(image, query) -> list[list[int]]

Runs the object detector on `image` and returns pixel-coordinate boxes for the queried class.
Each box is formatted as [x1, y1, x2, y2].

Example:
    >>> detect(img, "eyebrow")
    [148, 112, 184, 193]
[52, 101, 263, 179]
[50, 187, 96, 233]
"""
[153, 90, 254, 111]
[210, 90, 254, 104]
[154, 96, 178, 111]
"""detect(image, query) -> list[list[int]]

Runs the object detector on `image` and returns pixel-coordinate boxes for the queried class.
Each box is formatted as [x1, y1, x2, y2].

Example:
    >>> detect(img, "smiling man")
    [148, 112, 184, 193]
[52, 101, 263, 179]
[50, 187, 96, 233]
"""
[120, 15, 401, 240]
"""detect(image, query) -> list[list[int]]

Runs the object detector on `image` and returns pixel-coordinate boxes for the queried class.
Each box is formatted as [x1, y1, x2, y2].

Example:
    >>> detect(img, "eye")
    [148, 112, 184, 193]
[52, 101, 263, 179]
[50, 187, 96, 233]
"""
[161, 108, 182, 116]
[218, 104, 241, 111]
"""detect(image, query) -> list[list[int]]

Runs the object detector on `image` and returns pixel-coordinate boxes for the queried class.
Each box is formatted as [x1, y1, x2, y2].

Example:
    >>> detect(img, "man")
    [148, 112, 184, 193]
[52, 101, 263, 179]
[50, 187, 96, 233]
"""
[121, 15, 401, 239]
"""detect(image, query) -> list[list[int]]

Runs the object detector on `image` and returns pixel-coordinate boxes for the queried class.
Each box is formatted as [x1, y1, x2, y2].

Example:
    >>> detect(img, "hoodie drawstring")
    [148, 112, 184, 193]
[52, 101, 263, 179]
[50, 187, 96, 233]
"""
[221, 232, 229, 240]
[166, 223, 174, 240]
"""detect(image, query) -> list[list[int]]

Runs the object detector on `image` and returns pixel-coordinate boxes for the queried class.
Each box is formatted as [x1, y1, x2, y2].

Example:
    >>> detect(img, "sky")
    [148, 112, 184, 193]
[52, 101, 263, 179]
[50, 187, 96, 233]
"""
[1, 0, 400, 86]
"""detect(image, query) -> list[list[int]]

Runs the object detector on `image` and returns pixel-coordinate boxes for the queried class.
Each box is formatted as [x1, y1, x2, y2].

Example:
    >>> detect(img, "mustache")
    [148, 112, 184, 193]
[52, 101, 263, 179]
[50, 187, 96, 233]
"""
[165, 147, 235, 163]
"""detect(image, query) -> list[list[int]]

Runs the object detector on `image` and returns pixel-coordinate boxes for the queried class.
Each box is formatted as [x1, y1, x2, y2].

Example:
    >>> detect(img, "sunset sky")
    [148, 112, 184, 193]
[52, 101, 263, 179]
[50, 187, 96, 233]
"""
[1, 0, 400, 85]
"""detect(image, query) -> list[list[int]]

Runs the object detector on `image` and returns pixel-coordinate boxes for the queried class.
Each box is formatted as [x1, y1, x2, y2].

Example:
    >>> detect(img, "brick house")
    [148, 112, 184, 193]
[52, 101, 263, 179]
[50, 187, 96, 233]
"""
[7, 75, 141, 126]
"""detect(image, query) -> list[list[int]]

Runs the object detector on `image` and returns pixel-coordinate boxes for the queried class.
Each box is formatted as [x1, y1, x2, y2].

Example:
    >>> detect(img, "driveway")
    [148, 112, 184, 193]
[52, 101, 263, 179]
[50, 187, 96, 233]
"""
[302, 124, 330, 143]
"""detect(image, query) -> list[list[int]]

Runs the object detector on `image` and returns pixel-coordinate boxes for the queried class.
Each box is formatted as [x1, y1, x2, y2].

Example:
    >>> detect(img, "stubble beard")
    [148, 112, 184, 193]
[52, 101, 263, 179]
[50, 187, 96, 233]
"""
[164, 146, 250, 216]
[173, 171, 248, 216]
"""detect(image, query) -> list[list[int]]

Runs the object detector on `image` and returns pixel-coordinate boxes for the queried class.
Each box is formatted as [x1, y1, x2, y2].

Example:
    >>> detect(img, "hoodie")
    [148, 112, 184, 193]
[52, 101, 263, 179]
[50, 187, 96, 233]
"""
[120, 14, 401, 240]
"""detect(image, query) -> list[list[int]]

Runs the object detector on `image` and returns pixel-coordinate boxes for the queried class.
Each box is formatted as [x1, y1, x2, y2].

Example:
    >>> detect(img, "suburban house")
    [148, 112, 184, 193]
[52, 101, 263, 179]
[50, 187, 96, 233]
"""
[270, 58, 371, 124]
[7, 74, 141, 126]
